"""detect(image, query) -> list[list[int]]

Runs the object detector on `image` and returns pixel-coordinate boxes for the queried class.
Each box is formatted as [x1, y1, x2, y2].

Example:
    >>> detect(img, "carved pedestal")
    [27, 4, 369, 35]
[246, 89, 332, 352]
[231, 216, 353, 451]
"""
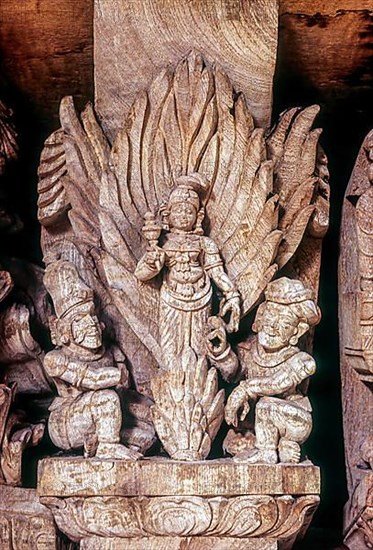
[38, 458, 319, 549]
[0, 484, 68, 549]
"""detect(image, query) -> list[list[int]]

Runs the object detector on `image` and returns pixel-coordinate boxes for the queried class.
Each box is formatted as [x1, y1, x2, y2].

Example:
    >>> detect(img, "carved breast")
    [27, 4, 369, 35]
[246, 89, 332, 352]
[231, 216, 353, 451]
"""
[163, 235, 205, 287]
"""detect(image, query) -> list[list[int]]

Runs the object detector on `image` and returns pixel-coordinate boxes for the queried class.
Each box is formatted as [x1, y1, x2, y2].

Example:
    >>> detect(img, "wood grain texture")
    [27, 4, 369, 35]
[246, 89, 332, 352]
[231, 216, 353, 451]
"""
[0, 0, 93, 129]
[0, 1, 371, 135]
[339, 130, 373, 545]
[0, 485, 65, 549]
[277, 7, 373, 105]
[80, 536, 278, 550]
[280, 0, 373, 15]
[94, 0, 278, 140]
[38, 457, 320, 497]
[41, 491, 318, 546]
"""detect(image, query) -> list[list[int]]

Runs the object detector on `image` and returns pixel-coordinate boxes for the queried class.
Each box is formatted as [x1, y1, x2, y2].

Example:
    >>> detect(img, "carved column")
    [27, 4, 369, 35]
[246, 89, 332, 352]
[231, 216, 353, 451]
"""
[339, 130, 373, 549]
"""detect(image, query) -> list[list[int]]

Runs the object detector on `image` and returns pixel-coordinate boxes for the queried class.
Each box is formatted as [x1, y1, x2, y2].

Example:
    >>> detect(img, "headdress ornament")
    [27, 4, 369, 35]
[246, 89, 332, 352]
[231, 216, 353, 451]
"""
[44, 260, 94, 319]
[168, 173, 208, 209]
[264, 277, 320, 326]
[265, 277, 314, 305]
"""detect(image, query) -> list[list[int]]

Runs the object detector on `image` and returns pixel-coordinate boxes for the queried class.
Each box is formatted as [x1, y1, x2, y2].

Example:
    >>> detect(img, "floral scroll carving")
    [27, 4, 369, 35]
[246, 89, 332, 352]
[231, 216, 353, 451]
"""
[41, 494, 319, 543]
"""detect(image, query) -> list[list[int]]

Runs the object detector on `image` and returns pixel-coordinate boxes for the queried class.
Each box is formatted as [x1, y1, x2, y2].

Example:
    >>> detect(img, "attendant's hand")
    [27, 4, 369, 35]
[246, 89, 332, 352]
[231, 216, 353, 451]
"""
[225, 384, 250, 427]
[206, 316, 228, 357]
[117, 363, 130, 390]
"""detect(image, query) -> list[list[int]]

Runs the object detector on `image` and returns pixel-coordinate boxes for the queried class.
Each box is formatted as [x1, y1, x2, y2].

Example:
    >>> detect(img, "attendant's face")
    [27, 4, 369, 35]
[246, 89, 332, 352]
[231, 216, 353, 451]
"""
[169, 202, 197, 231]
[71, 303, 102, 350]
[256, 303, 298, 351]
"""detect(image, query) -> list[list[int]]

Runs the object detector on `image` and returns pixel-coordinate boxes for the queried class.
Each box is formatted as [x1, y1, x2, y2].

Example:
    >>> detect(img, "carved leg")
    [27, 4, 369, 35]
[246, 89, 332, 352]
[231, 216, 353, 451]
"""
[276, 400, 312, 463]
[236, 398, 312, 464]
[49, 391, 141, 460]
[91, 390, 141, 460]
[237, 398, 279, 463]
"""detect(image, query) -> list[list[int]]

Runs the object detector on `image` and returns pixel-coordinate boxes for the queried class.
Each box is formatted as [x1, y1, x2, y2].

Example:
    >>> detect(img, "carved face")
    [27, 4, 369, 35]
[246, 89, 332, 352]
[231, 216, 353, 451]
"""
[168, 202, 198, 231]
[70, 304, 102, 350]
[256, 303, 299, 351]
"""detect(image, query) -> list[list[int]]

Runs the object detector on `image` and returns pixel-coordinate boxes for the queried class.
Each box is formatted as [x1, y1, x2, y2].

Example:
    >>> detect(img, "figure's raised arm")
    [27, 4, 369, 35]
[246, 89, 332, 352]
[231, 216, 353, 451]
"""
[134, 246, 165, 282]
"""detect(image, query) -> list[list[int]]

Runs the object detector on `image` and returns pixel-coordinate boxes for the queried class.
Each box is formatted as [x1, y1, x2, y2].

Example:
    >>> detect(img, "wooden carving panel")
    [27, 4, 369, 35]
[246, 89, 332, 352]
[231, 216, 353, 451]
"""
[339, 129, 373, 547]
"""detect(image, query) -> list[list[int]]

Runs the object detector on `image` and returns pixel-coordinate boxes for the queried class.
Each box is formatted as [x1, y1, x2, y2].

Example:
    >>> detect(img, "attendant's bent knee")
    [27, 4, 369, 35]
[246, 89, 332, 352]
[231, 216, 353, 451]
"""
[92, 389, 120, 412]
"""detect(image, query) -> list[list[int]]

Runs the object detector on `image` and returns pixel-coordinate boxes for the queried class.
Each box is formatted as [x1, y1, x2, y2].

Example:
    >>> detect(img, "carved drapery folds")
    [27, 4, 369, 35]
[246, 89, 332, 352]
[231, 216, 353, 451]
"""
[339, 130, 373, 548]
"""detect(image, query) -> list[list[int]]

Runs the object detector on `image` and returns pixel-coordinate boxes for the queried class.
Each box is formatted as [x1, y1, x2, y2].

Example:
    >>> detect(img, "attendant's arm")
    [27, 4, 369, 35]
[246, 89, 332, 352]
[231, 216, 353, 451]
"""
[225, 353, 315, 427]
[44, 351, 121, 391]
[240, 353, 316, 399]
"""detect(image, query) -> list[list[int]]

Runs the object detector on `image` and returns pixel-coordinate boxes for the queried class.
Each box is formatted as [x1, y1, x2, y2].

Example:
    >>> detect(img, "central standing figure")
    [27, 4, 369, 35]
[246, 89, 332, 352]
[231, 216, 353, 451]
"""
[135, 173, 240, 369]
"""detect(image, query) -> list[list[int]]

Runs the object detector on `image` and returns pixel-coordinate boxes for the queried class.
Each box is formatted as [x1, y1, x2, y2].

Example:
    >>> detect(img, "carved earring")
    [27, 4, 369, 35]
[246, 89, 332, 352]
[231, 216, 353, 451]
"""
[289, 335, 298, 346]
[59, 331, 70, 345]
[55, 318, 70, 346]
[160, 208, 170, 231]
[252, 304, 265, 333]
[49, 316, 58, 345]
[295, 321, 309, 342]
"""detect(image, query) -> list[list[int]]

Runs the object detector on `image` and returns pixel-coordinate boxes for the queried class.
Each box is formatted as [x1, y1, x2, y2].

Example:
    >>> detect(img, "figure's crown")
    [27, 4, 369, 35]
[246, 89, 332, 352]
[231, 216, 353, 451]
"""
[265, 277, 313, 305]
[168, 173, 208, 209]
[44, 260, 94, 319]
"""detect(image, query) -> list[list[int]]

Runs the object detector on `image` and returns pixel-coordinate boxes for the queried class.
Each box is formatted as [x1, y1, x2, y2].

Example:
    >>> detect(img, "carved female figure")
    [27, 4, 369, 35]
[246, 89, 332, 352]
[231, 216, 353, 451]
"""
[135, 173, 240, 368]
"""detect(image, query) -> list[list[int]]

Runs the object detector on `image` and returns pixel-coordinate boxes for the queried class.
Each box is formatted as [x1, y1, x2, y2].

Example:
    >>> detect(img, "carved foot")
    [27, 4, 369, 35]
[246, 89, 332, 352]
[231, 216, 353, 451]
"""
[233, 448, 278, 464]
[95, 443, 142, 460]
[223, 429, 256, 456]
[278, 440, 301, 464]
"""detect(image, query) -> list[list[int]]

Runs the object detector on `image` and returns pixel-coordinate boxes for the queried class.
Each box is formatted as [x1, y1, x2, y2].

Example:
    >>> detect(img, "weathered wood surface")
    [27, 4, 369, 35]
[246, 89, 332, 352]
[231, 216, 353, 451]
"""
[38, 458, 320, 497]
[39, 458, 319, 548]
[80, 536, 278, 550]
[0, 1, 371, 134]
[339, 130, 373, 548]
[278, 3, 373, 106]
[0, 0, 93, 130]
[94, 0, 278, 139]
[0, 485, 66, 549]
[280, 1, 373, 14]
[343, 471, 373, 549]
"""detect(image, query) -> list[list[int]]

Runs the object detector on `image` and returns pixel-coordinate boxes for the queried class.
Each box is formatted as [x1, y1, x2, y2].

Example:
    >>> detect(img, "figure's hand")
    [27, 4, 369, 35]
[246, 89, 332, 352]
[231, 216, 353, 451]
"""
[220, 295, 240, 333]
[225, 385, 250, 427]
[144, 246, 165, 271]
[206, 316, 228, 357]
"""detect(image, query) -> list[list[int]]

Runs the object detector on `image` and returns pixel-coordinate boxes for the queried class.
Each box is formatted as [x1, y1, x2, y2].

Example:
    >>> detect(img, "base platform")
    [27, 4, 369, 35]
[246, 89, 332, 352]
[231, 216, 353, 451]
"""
[38, 457, 320, 550]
